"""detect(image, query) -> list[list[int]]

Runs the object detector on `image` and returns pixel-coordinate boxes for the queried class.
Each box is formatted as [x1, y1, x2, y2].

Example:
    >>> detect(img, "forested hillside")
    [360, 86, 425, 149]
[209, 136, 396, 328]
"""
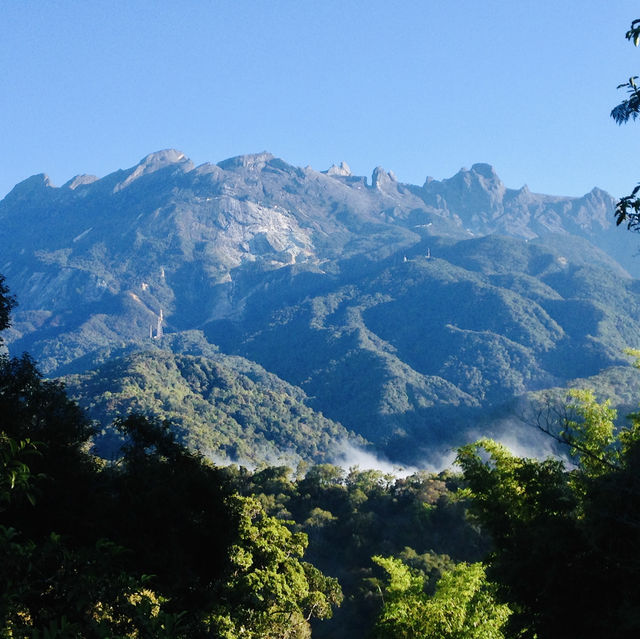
[3, 275, 640, 638]
[62, 346, 357, 464]
[205, 234, 640, 460]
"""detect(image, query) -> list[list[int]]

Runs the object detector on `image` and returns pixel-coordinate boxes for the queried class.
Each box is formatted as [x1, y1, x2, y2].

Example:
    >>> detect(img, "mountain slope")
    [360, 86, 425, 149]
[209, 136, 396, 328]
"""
[204, 235, 640, 460]
[2, 150, 639, 462]
[61, 338, 358, 465]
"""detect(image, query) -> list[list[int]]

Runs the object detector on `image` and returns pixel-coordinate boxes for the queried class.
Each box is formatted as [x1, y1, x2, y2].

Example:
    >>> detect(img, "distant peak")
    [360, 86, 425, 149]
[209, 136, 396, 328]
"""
[512, 184, 533, 203]
[23, 173, 54, 188]
[2, 173, 55, 203]
[63, 174, 98, 190]
[137, 149, 189, 170]
[325, 161, 352, 177]
[217, 152, 275, 171]
[584, 186, 615, 205]
[450, 163, 504, 193]
[372, 166, 397, 190]
[115, 149, 193, 192]
[470, 163, 498, 179]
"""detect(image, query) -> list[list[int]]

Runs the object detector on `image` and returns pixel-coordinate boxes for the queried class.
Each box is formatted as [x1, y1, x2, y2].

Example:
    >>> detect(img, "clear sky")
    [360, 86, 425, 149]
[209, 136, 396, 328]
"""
[2, 1, 640, 200]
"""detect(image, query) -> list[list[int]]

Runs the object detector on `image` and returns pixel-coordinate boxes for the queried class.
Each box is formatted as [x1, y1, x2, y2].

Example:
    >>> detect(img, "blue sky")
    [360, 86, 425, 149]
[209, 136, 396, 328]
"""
[2, 1, 640, 199]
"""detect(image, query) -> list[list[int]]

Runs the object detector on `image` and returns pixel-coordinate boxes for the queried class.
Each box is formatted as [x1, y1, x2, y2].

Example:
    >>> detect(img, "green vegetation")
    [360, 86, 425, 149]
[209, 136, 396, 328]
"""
[226, 464, 487, 639]
[0, 350, 484, 637]
[62, 348, 355, 464]
[611, 18, 640, 229]
[457, 385, 640, 638]
[0, 366, 342, 638]
[3, 262, 640, 638]
[372, 558, 510, 639]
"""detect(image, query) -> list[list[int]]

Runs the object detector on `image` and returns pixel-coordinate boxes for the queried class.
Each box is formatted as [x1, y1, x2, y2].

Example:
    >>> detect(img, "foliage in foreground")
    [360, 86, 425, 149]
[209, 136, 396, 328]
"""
[226, 462, 487, 639]
[371, 557, 509, 639]
[0, 350, 341, 638]
[457, 384, 640, 639]
[611, 18, 640, 228]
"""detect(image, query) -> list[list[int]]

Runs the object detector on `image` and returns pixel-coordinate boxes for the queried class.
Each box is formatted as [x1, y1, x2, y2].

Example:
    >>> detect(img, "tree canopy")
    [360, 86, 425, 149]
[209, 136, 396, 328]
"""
[0, 275, 15, 338]
[611, 18, 640, 229]
[371, 556, 510, 639]
[0, 278, 342, 638]
[456, 387, 640, 639]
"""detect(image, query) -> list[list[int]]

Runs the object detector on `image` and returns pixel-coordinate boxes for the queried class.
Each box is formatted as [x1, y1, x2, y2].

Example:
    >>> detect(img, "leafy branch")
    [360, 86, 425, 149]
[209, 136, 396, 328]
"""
[611, 19, 640, 229]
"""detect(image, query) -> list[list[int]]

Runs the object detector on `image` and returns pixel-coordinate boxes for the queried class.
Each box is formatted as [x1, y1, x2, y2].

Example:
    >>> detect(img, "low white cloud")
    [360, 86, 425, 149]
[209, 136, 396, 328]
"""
[329, 416, 569, 480]
[331, 440, 460, 477]
[331, 440, 419, 477]
[459, 415, 568, 464]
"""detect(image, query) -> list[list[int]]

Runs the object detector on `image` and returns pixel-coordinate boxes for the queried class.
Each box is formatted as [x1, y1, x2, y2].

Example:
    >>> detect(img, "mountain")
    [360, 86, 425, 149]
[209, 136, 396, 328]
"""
[203, 234, 640, 459]
[2, 150, 639, 463]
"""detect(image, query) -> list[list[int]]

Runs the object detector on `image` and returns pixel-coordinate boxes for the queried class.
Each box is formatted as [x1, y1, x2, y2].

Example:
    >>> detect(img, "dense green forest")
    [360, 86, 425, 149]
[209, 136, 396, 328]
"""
[3, 251, 640, 639]
[61, 345, 357, 465]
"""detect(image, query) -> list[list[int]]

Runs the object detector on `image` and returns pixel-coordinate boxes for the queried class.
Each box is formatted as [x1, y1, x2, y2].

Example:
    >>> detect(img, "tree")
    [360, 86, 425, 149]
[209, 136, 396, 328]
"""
[207, 494, 342, 639]
[0, 433, 39, 511]
[0, 274, 15, 338]
[611, 19, 640, 229]
[533, 388, 621, 477]
[456, 387, 640, 639]
[0, 352, 98, 544]
[456, 440, 582, 638]
[371, 555, 510, 639]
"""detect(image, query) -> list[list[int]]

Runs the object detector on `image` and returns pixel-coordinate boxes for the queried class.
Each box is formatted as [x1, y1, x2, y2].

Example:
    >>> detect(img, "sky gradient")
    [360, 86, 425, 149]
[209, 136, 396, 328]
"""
[2, 1, 640, 200]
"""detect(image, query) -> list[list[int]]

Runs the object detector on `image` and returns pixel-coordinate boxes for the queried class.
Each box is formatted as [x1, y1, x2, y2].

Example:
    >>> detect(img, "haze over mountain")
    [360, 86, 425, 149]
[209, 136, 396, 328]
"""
[2, 150, 639, 463]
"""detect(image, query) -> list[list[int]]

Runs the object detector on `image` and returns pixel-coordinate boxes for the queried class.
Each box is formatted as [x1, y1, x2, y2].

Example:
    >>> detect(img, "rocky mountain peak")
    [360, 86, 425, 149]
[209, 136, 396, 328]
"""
[1, 173, 55, 205]
[142, 148, 189, 166]
[62, 174, 99, 190]
[586, 186, 615, 205]
[217, 152, 275, 172]
[372, 166, 397, 190]
[114, 149, 193, 192]
[470, 162, 499, 180]
[421, 163, 506, 216]
[459, 163, 505, 196]
[511, 184, 533, 204]
[1, 149, 631, 275]
[325, 161, 352, 177]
